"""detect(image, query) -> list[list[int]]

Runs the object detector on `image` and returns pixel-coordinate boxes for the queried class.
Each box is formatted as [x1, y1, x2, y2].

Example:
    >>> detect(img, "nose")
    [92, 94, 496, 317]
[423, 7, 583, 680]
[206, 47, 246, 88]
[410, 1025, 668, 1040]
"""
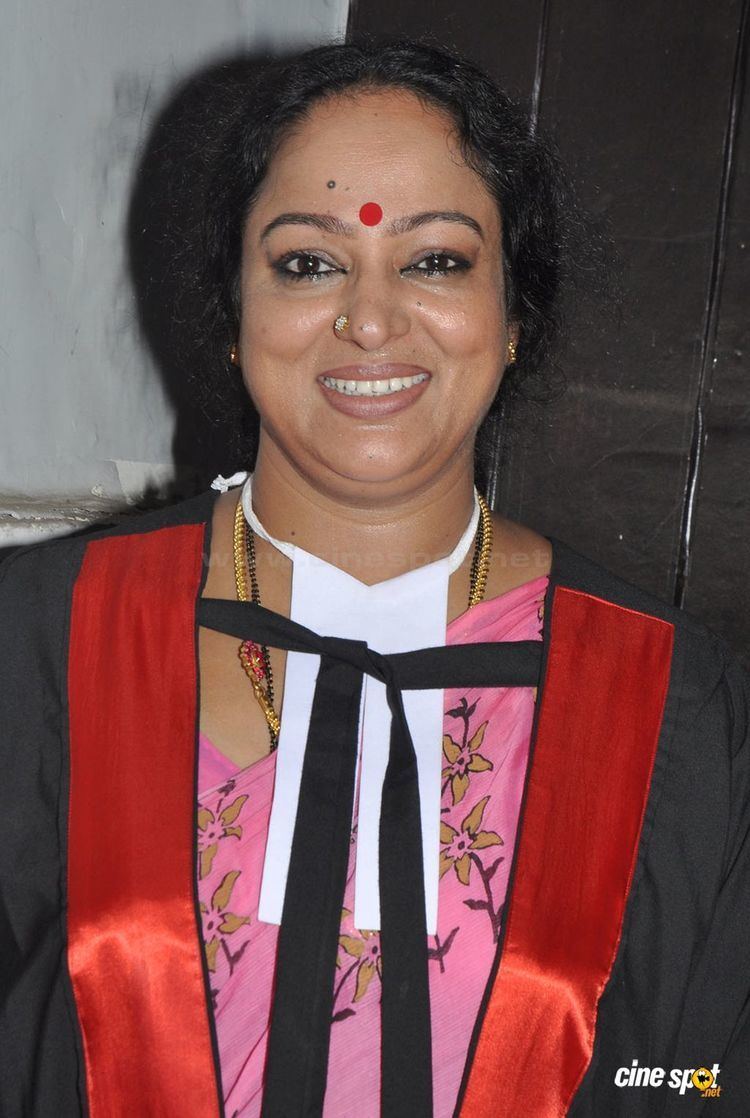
[339, 271, 411, 352]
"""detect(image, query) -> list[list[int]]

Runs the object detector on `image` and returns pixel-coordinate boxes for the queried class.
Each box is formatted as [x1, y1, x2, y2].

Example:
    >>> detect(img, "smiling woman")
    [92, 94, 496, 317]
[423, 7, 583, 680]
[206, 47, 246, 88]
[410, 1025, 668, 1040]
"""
[1, 37, 749, 1118]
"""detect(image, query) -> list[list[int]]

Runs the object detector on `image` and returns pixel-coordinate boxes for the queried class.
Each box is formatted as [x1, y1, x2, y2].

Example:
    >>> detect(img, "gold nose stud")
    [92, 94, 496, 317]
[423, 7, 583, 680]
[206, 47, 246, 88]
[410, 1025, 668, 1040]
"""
[334, 314, 350, 336]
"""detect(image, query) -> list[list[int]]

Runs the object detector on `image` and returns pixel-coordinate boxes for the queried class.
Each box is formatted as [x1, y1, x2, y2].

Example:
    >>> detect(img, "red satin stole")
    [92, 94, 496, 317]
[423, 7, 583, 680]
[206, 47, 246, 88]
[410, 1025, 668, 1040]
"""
[67, 524, 221, 1117]
[459, 587, 674, 1117]
[67, 526, 673, 1117]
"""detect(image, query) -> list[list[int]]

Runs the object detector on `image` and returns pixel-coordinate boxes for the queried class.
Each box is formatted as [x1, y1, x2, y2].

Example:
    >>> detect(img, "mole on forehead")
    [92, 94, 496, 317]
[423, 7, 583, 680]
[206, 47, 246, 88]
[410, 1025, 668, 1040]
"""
[359, 201, 383, 226]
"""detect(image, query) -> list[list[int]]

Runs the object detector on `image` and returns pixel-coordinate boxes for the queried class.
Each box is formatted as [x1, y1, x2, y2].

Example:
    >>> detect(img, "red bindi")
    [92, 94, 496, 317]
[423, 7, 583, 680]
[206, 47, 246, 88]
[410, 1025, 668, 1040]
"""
[359, 202, 383, 226]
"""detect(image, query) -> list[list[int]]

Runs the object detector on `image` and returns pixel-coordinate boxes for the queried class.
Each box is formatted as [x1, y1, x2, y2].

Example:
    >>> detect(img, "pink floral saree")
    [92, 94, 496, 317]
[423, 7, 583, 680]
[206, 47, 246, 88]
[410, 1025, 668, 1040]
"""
[197, 574, 547, 1117]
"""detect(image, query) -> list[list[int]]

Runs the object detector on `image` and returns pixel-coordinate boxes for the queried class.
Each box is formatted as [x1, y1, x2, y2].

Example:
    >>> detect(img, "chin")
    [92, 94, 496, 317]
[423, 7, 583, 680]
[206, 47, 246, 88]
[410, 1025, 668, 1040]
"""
[311, 447, 438, 498]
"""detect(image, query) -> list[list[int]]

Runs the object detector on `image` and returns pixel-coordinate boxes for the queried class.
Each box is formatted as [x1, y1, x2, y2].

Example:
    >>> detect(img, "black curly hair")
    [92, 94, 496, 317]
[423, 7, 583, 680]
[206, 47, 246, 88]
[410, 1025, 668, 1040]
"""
[177, 38, 595, 479]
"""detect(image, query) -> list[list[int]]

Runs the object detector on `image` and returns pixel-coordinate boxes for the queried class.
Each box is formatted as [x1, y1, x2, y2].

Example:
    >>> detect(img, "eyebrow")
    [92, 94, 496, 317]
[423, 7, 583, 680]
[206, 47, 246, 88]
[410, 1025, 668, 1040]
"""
[260, 209, 484, 241]
[261, 212, 354, 240]
[389, 210, 484, 239]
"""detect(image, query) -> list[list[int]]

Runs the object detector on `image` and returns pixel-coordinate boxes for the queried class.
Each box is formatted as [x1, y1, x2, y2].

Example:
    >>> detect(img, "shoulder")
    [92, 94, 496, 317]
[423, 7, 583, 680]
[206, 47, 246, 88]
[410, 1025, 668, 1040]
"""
[0, 489, 217, 608]
[493, 516, 727, 650]
[545, 538, 750, 876]
[548, 532, 717, 635]
[545, 533, 749, 720]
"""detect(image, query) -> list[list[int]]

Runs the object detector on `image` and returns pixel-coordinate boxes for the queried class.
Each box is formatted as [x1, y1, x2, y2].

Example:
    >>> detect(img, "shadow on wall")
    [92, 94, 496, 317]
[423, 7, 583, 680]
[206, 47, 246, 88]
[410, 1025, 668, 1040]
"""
[126, 52, 291, 494]
[2, 56, 282, 569]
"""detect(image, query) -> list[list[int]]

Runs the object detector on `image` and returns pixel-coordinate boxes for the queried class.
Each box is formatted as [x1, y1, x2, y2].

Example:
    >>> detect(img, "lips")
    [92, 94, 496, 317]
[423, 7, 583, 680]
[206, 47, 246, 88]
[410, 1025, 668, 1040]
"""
[317, 364, 432, 416]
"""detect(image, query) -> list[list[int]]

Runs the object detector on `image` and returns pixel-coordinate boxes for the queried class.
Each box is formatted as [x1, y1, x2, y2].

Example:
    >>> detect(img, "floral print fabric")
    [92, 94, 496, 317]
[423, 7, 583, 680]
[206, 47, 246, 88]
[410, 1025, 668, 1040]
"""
[197, 575, 548, 1117]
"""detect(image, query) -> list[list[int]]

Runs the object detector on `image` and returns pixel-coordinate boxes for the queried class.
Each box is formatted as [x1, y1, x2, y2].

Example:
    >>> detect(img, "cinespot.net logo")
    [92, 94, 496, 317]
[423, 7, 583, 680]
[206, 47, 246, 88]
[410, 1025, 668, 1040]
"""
[614, 1060, 722, 1097]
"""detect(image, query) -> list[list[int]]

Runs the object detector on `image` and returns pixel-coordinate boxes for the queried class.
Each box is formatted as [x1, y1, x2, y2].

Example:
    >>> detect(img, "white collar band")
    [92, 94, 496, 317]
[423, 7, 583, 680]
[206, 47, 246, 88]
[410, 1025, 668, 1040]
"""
[217, 471, 481, 933]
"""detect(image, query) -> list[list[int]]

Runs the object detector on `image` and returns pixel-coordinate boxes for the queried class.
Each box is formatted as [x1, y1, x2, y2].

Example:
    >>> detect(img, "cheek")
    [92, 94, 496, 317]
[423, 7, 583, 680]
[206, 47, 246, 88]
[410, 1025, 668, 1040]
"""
[240, 355, 315, 435]
[416, 263, 504, 354]
[419, 300, 503, 361]
[240, 280, 333, 357]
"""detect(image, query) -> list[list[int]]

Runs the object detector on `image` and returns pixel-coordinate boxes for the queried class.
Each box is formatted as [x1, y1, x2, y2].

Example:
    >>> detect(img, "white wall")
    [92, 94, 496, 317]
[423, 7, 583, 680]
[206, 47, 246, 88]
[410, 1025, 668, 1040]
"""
[0, 0, 348, 545]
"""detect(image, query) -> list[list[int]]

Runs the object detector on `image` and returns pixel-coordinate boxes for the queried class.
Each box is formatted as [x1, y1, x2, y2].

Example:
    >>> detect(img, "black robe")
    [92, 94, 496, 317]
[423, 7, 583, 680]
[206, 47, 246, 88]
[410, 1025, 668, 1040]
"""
[0, 489, 748, 1117]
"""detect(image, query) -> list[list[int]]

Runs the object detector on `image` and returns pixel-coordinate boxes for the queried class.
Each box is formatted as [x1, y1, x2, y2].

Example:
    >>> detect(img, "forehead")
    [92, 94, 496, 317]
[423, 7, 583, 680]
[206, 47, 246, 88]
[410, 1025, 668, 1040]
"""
[250, 88, 499, 229]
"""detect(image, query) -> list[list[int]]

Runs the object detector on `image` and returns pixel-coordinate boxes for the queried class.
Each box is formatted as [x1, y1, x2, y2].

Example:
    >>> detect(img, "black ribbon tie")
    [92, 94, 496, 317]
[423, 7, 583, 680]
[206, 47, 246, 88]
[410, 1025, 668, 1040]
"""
[197, 597, 541, 1118]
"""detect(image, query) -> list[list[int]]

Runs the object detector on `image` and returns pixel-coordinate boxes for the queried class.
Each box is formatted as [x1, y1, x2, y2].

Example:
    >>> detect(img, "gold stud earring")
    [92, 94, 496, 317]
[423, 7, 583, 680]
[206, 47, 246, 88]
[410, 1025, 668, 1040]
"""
[230, 342, 240, 367]
[334, 314, 350, 336]
[507, 338, 517, 364]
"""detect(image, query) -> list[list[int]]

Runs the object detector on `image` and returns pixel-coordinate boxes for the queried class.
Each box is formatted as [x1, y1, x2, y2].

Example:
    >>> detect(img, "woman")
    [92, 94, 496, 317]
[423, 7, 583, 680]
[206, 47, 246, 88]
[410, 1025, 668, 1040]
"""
[1, 39, 748, 1118]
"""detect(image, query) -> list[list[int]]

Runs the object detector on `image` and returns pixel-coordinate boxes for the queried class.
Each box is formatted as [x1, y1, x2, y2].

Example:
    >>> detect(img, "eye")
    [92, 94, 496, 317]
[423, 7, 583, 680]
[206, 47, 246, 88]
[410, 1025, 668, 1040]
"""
[273, 251, 341, 282]
[404, 252, 471, 278]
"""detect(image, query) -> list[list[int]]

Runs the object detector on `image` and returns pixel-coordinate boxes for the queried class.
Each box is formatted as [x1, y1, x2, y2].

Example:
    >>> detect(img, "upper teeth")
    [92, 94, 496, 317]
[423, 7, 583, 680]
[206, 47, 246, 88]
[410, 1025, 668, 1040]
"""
[321, 373, 429, 396]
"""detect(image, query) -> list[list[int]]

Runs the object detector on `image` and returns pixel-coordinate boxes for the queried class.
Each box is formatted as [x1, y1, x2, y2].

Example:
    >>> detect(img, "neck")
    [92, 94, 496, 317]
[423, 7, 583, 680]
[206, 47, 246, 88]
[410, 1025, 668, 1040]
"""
[250, 439, 477, 586]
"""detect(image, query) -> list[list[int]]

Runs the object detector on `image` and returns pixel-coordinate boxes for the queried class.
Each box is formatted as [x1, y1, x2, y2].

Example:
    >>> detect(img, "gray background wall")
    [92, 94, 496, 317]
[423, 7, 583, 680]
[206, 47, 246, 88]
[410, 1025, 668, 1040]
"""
[0, 0, 348, 545]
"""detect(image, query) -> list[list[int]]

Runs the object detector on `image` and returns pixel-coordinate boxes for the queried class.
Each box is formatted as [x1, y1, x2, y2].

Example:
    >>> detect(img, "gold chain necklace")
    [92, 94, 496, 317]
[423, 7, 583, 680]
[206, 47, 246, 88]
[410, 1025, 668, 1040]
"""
[233, 500, 281, 749]
[232, 493, 493, 751]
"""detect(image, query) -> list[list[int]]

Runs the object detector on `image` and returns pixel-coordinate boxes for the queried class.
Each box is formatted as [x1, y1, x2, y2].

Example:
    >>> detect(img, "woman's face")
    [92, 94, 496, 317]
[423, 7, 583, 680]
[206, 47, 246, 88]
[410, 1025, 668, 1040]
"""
[238, 88, 512, 499]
